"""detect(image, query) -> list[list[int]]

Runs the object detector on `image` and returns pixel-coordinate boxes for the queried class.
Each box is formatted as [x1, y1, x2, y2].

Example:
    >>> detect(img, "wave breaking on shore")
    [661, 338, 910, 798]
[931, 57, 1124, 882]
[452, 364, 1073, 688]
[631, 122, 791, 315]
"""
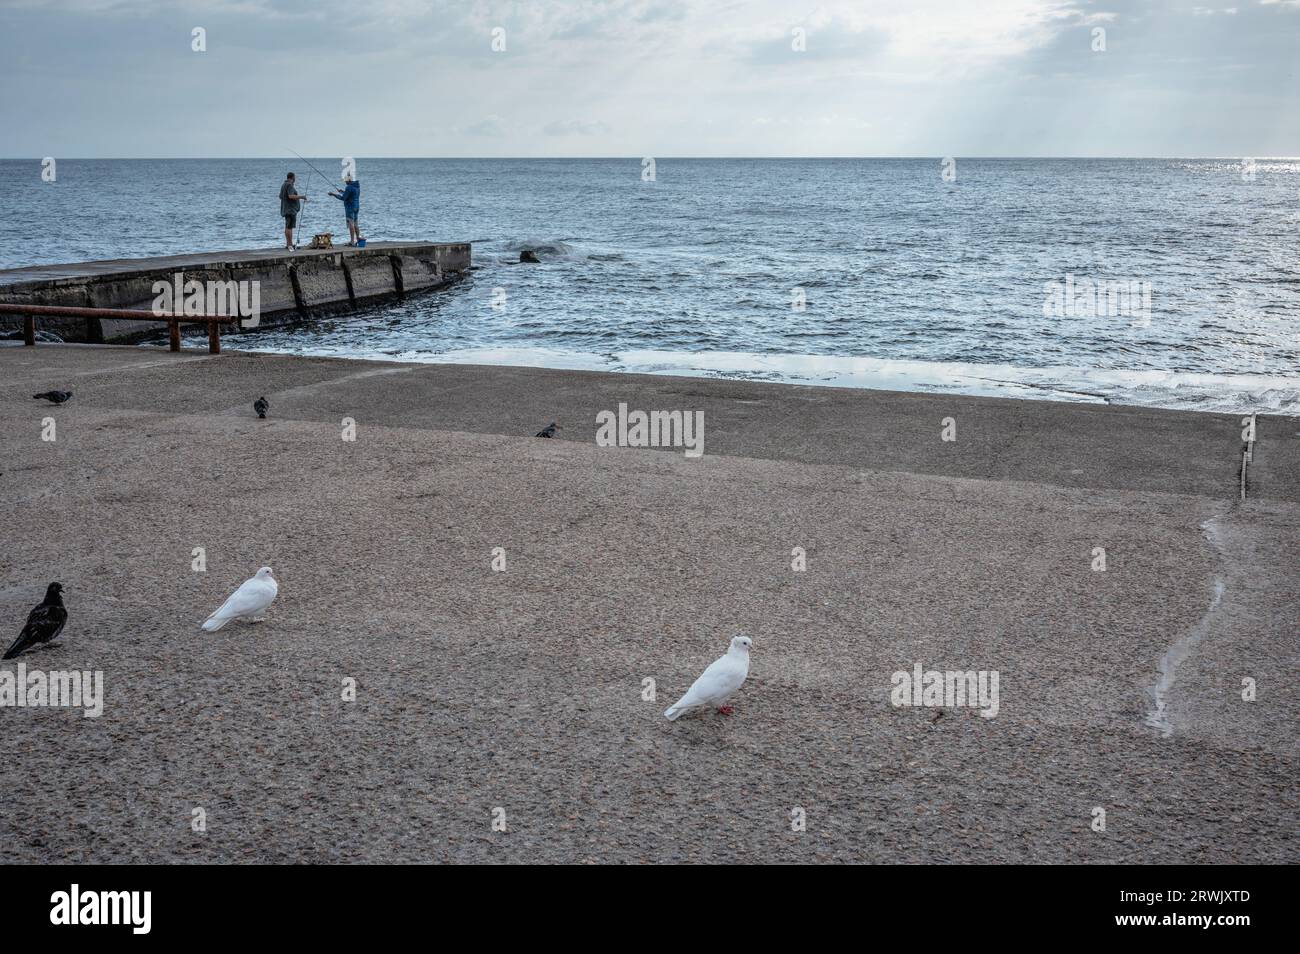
[217, 341, 1300, 416]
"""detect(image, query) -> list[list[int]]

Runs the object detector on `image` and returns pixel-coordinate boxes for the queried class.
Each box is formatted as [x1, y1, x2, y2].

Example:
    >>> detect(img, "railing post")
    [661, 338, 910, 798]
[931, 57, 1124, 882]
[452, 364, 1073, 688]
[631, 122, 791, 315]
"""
[169, 318, 181, 352]
[23, 314, 35, 346]
[208, 319, 221, 355]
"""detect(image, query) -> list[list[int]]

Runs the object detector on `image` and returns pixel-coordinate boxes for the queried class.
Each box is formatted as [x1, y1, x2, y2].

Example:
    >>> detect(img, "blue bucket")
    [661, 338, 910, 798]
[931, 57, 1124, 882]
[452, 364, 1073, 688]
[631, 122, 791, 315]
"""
[357, 239, 367, 248]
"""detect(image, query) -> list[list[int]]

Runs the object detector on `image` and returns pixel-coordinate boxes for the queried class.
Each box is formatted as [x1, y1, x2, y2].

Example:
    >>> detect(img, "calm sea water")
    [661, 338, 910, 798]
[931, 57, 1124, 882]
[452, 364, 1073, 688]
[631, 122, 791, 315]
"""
[5, 158, 1298, 413]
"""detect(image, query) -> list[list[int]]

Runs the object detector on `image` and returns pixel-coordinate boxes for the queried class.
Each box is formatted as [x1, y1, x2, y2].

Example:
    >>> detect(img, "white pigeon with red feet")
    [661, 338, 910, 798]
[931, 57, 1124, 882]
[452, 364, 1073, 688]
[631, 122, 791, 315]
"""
[664, 634, 752, 720]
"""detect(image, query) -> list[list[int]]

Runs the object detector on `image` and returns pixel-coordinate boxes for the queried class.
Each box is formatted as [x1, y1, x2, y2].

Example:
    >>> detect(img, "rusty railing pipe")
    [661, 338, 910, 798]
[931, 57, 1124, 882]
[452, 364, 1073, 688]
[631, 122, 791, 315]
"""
[0, 303, 235, 354]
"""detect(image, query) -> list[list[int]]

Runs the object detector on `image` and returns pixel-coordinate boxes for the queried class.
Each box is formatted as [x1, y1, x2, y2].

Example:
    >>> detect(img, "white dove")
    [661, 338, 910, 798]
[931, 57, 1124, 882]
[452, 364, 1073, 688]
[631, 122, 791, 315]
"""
[201, 567, 278, 631]
[664, 634, 752, 720]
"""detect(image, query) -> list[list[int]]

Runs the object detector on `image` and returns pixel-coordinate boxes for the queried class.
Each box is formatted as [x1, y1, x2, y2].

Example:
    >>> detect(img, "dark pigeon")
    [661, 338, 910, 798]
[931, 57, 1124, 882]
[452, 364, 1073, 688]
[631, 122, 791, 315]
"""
[4, 583, 68, 660]
[535, 422, 561, 438]
[32, 390, 72, 404]
[254, 397, 269, 419]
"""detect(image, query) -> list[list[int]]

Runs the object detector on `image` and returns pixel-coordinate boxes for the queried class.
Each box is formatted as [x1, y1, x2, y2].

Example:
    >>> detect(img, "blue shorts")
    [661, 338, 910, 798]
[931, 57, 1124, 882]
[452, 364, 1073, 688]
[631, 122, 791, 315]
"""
[345, 211, 358, 223]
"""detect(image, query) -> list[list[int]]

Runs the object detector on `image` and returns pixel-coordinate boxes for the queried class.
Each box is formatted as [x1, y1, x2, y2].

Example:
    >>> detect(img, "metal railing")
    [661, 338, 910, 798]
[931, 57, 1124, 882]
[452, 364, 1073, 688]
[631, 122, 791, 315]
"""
[0, 303, 237, 354]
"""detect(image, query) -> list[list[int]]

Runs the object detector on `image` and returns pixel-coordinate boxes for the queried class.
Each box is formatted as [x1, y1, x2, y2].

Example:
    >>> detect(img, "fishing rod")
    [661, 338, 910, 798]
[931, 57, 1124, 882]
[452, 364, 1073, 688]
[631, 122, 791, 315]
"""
[287, 150, 345, 248]
[288, 149, 340, 192]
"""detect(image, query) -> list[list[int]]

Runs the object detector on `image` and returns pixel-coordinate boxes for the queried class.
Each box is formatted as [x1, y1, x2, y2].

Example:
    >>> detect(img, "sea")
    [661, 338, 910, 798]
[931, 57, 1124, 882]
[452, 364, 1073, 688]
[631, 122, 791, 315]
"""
[4, 157, 1298, 414]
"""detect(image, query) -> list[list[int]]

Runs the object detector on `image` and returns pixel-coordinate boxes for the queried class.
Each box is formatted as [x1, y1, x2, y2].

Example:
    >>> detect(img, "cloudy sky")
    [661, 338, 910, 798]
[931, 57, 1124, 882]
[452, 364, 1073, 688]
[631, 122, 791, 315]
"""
[1, 0, 1297, 157]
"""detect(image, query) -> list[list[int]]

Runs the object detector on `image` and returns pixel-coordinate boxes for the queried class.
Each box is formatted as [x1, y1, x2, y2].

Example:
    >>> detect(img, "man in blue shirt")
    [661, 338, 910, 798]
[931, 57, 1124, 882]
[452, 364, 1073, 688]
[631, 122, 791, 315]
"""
[329, 176, 362, 246]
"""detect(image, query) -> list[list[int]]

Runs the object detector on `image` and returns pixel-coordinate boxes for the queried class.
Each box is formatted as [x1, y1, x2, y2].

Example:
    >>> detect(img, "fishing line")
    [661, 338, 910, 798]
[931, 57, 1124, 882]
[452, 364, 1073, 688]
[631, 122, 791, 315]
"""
[289, 149, 339, 191]
[287, 150, 342, 249]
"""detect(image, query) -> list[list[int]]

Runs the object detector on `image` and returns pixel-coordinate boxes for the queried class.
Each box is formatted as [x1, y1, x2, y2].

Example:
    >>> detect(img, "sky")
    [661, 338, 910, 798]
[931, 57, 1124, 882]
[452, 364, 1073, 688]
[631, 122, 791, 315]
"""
[1, 0, 1297, 157]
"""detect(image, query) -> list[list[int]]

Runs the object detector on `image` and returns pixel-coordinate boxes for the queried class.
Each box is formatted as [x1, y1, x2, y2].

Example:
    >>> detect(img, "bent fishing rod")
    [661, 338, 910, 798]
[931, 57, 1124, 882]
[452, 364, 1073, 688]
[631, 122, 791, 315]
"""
[286, 150, 340, 248]
[288, 149, 341, 192]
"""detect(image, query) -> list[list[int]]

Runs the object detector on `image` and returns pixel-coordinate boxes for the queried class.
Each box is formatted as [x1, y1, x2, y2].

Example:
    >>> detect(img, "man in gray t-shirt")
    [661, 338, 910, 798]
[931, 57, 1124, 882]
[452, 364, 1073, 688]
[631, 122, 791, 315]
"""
[279, 172, 308, 250]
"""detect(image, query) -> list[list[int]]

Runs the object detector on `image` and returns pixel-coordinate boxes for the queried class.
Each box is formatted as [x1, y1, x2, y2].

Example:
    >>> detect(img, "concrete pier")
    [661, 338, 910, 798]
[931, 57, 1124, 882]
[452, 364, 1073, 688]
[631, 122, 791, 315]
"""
[0, 241, 471, 343]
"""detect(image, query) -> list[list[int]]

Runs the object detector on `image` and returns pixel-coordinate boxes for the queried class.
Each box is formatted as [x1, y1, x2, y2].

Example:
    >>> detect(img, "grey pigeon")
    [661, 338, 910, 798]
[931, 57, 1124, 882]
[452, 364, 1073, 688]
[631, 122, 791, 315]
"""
[33, 390, 72, 404]
[4, 583, 68, 660]
[535, 422, 561, 438]
[254, 397, 269, 419]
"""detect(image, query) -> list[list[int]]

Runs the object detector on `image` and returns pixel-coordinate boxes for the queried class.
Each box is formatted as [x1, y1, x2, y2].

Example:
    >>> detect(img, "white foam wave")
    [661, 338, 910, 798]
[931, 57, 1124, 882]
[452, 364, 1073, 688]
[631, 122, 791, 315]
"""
[270, 344, 1299, 415]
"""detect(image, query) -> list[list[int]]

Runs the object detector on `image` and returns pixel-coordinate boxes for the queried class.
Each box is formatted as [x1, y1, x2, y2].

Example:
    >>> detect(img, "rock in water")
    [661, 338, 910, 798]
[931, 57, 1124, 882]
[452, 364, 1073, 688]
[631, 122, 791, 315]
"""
[519, 250, 540, 264]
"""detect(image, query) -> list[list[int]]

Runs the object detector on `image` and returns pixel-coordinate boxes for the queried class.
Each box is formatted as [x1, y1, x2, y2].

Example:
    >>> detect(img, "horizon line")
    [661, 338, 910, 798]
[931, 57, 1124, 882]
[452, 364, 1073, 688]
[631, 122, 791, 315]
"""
[3, 154, 1296, 162]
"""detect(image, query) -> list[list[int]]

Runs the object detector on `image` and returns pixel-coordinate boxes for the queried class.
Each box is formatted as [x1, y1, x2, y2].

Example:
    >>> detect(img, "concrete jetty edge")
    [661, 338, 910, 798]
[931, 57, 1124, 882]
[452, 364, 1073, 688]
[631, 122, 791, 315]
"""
[0, 241, 471, 343]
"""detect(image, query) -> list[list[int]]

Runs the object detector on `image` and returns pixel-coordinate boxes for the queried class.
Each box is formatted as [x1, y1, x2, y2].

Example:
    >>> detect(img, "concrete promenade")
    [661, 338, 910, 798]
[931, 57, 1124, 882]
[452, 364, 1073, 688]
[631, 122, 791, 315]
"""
[1, 345, 1295, 863]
